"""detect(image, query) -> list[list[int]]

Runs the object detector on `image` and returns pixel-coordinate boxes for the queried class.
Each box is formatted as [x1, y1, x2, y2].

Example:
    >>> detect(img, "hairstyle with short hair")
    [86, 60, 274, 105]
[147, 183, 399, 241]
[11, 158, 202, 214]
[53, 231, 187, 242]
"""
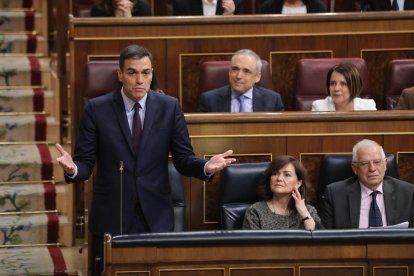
[119, 44, 153, 71]
[352, 139, 386, 162]
[231, 49, 262, 73]
[257, 155, 308, 210]
[326, 63, 363, 101]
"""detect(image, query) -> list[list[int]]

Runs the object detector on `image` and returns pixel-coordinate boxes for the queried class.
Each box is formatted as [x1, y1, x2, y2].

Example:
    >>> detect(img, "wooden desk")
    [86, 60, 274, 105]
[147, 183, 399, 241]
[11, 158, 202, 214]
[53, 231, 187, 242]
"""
[103, 229, 414, 276]
[69, 12, 414, 137]
[184, 111, 414, 230]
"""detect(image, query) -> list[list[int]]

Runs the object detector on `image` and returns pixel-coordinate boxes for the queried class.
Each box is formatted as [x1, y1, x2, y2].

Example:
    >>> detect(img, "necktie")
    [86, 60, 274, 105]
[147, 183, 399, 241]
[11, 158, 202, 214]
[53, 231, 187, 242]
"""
[392, 0, 399, 10]
[132, 103, 142, 153]
[238, 95, 246, 112]
[368, 191, 383, 227]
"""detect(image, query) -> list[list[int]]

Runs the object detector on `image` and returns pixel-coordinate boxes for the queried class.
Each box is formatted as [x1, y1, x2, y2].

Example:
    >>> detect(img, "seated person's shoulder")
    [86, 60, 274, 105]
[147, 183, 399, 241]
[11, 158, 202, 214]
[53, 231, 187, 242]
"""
[355, 97, 377, 110]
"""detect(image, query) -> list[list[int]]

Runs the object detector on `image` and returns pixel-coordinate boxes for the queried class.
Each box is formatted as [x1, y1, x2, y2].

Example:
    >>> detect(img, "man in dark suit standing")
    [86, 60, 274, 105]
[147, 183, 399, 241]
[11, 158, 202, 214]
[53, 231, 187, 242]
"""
[319, 139, 414, 229]
[55, 44, 236, 275]
[173, 0, 242, 16]
[197, 49, 284, 112]
[361, 0, 414, 11]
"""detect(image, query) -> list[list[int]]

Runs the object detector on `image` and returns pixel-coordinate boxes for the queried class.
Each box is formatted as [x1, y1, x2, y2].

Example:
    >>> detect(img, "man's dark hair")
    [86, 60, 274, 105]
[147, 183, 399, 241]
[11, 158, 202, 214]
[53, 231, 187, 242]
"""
[119, 44, 153, 70]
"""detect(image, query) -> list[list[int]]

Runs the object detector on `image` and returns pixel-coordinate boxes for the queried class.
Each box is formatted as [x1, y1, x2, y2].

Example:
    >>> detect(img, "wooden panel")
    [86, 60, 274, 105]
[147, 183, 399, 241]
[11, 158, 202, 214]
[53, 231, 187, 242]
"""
[300, 266, 365, 276]
[160, 268, 224, 276]
[373, 266, 408, 276]
[230, 267, 294, 276]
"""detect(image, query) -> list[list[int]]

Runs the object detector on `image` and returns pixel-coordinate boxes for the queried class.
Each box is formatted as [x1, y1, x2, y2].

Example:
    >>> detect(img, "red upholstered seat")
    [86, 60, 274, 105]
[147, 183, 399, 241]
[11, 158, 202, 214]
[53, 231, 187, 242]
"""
[384, 59, 414, 109]
[294, 58, 371, 111]
[82, 60, 120, 103]
[198, 60, 274, 95]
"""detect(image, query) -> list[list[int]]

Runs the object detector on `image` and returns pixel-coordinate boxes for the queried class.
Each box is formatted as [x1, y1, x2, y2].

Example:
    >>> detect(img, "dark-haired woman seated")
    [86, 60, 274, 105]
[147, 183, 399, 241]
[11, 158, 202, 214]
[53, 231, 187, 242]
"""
[242, 156, 323, 230]
[312, 63, 377, 111]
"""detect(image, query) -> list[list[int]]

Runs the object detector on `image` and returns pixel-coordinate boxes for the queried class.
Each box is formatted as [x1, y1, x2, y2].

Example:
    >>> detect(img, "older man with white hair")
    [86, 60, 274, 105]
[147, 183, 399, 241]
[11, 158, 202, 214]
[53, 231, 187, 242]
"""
[319, 139, 414, 229]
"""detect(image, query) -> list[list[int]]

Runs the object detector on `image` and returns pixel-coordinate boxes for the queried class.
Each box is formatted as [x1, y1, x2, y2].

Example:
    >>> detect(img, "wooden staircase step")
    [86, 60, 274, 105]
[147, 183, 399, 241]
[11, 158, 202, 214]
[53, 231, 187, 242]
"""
[0, 56, 52, 87]
[0, 182, 71, 213]
[0, 213, 72, 246]
[0, 33, 47, 55]
[0, 143, 65, 182]
[0, 114, 60, 142]
[0, 245, 81, 275]
[0, 88, 56, 116]
[0, 11, 44, 34]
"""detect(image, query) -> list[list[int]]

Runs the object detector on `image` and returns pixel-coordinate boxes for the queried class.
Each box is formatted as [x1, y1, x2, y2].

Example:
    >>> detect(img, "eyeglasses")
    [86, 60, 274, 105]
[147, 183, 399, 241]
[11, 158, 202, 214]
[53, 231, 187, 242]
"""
[352, 159, 385, 168]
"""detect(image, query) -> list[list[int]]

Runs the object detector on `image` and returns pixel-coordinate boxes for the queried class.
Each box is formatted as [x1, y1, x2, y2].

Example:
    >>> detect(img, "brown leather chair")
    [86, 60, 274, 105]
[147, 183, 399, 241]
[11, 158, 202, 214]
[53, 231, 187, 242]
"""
[384, 59, 414, 109]
[198, 60, 274, 96]
[294, 58, 371, 111]
[82, 60, 120, 103]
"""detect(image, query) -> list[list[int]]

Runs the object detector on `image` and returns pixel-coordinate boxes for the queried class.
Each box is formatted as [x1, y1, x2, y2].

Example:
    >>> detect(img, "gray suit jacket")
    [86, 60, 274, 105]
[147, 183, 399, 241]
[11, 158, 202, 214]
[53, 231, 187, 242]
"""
[197, 85, 284, 112]
[396, 86, 414, 110]
[319, 175, 414, 229]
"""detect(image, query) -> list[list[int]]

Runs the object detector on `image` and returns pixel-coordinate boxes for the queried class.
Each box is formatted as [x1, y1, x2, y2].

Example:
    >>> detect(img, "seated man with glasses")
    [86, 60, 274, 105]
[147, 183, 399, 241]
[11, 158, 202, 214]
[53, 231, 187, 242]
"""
[319, 139, 414, 229]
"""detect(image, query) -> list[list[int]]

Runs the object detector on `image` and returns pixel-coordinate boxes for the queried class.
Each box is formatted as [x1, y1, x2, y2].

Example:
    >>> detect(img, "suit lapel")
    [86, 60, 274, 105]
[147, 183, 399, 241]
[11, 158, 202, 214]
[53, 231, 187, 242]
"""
[219, 87, 232, 112]
[252, 87, 263, 112]
[347, 180, 361, 228]
[138, 91, 157, 155]
[383, 178, 397, 226]
[192, 1, 203, 15]
[113, 90, 135, 155]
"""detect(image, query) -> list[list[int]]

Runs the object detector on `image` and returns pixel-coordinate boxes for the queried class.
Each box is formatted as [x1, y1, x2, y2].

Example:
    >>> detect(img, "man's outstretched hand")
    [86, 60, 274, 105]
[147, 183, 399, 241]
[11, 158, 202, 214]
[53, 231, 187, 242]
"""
[205, 149, 236, 174]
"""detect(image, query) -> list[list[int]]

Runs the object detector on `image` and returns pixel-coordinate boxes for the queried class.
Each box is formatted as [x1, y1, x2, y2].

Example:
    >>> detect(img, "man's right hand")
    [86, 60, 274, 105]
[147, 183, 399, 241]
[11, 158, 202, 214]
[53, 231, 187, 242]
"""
[55, 143, 76, 176]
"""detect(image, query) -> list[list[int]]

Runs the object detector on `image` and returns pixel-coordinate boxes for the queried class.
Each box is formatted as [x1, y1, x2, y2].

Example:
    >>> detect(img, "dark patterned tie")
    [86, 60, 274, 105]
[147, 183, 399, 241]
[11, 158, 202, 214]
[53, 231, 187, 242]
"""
[368, 191, 383, 227]
[132, 103, 142, 153]
[392, 0, 399, 10]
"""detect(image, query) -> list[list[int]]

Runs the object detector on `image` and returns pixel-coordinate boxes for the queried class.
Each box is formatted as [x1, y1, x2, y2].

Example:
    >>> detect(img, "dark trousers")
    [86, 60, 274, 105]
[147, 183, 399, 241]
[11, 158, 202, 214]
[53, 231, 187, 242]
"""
[90, 202, 150, 276]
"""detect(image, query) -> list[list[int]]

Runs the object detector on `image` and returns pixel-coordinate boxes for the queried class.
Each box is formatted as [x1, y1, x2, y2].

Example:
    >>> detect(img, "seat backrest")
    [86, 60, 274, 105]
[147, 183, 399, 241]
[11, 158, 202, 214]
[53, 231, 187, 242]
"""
[294, 58, 371, 111]
[219, 162, 269, 230]
[168, 161, 186, 232]
[318, 153, 399, 203]
[198, 60, 274, 95]
[384, 59, 414, 109]
[82, 60, 160, 103]
[82, 60, 120, 103]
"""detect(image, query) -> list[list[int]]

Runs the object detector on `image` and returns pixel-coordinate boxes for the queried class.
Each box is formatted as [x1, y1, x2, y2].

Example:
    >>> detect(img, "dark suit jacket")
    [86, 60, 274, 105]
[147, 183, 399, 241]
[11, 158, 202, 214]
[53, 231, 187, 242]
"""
[361, 0, 414, 10]
[319, 175, 414, 229]
[197, 85, 285, 112]
[90, 0, 151, 16]
[396, 86, 414, 110]
[173, 0, 242, 15]
[67, 89, 207, 236]
[259, 0, 327, 13]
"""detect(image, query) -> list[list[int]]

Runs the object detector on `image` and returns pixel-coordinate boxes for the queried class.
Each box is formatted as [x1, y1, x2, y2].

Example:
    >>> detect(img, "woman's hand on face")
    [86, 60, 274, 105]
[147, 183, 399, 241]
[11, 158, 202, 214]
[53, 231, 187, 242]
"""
[291, 186, 308, 217]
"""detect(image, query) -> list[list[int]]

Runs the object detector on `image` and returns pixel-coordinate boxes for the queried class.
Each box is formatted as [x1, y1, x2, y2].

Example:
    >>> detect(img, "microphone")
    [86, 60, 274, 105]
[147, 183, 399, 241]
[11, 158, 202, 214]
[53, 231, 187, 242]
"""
[119, 161, 124, 235]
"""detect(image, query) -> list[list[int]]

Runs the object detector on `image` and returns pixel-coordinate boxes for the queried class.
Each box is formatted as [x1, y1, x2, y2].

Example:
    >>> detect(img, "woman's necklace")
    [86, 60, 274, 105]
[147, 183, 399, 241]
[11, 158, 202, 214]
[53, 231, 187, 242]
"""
[270, 200, 290, 216]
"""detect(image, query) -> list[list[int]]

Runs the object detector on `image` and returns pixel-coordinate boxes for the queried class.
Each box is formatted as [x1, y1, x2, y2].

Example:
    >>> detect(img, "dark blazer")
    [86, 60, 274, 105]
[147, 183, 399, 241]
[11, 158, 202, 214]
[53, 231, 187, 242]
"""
[197, 85, 285, 112]
[396, 86, 414, 110]
[90, 0, 151, 17]
[319, 175, 414, 229]
[67, 89, 207, 236]
[173, 0, 243, 15]
[361, 0, 414, 10]
[259, 0, 327, 14]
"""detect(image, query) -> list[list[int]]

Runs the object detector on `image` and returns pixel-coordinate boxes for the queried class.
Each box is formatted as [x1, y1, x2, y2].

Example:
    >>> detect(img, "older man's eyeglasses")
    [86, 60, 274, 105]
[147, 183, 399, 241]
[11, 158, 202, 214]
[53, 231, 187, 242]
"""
[352, 159, 385, 168]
